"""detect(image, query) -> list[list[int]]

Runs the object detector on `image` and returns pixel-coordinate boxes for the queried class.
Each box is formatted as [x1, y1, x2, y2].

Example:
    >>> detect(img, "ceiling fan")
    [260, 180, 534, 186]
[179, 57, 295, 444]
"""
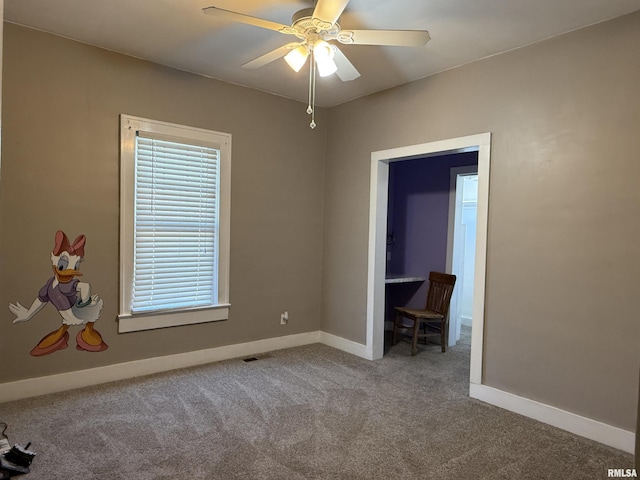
[203, 0, 431, 127]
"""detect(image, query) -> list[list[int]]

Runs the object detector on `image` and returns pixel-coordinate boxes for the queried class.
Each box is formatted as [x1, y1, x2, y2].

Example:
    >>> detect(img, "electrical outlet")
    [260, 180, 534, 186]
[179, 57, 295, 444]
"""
[280, 311, 288, 325]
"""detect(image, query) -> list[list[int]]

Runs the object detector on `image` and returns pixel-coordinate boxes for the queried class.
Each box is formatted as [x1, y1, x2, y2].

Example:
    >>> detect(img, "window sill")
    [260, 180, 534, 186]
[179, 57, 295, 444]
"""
[118, 304, 230, 333]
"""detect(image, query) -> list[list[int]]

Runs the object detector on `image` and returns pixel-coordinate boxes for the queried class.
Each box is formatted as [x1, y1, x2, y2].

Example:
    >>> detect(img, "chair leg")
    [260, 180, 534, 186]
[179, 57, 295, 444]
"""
[392, 314, 399, 346]
[411, 320, 419, 356]
[441, 321, 447, 353]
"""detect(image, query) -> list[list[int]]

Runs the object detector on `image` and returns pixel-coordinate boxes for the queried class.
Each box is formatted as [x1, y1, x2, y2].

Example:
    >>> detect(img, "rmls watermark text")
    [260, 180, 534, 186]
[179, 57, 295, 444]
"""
[607, 469, 638, 478]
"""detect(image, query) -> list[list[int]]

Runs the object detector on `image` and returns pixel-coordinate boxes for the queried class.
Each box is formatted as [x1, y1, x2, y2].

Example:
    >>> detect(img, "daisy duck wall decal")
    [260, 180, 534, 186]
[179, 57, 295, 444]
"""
[9, 230, 107, 356]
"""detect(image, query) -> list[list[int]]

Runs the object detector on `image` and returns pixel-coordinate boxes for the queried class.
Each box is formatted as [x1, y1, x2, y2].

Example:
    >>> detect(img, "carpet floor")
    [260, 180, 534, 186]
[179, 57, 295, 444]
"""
[0, 329, 633, 479]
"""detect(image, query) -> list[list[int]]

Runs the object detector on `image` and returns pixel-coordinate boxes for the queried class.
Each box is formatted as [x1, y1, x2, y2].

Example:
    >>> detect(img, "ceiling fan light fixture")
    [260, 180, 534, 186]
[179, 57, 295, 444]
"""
[312, 40, 334, 62]
[203, 2, 431, 129]
[312, 40, 337, 77]
[317, 57, 338, 77]
[284, 45, 309, 72]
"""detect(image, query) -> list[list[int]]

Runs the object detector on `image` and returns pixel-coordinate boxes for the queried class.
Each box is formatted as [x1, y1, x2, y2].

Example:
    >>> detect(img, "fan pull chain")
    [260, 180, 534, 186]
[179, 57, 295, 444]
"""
[307, 49, 314, 116]
[308, 50, 316, 129]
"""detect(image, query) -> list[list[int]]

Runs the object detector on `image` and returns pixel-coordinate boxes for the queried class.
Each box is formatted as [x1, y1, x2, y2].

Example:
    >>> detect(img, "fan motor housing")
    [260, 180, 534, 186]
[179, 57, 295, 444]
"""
[292, 8, 340, 34]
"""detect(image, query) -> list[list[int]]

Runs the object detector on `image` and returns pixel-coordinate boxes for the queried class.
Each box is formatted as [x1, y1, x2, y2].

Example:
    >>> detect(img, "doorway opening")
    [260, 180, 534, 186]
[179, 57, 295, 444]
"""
[446, 167, 478, 348]
[383, 154, 478, 354]
[366, 133, 491, 386]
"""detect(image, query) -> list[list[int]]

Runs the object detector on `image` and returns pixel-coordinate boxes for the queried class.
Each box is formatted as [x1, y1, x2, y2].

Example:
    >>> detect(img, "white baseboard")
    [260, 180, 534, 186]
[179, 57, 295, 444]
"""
[319, 331, 372, 360]
[469, 383, 635, 454]
[0, 331, 321, 404]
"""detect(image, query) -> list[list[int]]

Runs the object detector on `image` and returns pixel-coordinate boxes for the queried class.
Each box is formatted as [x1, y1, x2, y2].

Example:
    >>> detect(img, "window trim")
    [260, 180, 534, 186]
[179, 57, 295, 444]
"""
[119, 114, 231, 333]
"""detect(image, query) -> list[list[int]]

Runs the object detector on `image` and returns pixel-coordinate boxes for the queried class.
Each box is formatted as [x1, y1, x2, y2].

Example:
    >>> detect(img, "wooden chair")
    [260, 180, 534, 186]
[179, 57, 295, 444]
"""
[392, 271, 457, 356]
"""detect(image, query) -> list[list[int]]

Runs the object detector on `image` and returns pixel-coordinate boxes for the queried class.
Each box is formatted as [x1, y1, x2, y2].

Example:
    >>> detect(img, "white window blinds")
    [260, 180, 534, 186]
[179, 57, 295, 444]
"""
[132, 135, 220, 313]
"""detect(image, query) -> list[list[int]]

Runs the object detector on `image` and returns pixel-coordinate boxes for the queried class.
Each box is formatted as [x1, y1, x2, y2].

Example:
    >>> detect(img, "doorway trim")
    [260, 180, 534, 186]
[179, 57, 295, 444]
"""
[366, 133, 491, 385]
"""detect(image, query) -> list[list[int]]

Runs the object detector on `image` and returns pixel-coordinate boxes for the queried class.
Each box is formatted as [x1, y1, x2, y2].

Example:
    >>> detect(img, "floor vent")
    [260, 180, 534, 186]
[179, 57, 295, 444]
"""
[243, 357, 259, 362]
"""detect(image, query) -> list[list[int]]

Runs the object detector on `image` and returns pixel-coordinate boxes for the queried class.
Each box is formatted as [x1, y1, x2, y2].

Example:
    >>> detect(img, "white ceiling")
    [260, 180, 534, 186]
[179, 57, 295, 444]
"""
[5, 0, 640, 107]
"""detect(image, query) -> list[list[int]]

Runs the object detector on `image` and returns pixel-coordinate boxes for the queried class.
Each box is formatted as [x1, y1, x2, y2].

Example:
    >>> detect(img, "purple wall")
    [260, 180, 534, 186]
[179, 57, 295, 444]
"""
[385, 152, 478, 319]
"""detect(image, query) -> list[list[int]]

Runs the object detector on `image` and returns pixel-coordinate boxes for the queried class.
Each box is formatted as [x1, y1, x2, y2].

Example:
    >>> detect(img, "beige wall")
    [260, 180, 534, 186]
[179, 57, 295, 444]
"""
[0, 23, 326, 382]
[322, 11, 640, 431]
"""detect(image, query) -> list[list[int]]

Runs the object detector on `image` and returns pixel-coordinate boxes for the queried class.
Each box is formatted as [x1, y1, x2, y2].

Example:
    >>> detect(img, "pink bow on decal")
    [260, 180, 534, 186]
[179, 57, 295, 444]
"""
[53, 230, 86, 257]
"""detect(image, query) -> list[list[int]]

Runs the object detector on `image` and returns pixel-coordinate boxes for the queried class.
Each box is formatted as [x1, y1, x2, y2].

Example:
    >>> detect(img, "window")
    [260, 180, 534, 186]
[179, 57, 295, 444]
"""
[119, 115, 231, 332]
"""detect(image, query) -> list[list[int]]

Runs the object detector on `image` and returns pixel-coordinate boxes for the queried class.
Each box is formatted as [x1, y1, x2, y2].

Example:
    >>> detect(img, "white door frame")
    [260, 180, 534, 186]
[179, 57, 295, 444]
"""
[366, 133, 491, 386]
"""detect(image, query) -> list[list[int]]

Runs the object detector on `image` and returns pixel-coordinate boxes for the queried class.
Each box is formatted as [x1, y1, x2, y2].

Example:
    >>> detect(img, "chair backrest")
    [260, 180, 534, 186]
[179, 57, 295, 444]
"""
[425, 271, 457, 315]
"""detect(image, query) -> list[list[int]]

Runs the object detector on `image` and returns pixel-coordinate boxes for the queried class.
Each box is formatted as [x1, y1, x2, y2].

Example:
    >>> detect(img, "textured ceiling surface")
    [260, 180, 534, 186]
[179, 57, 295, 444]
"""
[5, 0, 640, 106]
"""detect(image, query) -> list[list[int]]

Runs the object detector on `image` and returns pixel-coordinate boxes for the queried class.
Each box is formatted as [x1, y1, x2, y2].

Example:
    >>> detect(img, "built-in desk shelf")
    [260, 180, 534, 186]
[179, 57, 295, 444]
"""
[384, 275, 426, 284]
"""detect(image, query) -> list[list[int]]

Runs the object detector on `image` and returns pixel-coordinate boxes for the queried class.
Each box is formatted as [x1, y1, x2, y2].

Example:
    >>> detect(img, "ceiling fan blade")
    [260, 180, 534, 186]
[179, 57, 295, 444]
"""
[312, 0, 350, 26]
[242, 43, 301, 69]
[333, 47, 360, 82]
[339, 29, 431, 47]
[203, 6, 292, 34]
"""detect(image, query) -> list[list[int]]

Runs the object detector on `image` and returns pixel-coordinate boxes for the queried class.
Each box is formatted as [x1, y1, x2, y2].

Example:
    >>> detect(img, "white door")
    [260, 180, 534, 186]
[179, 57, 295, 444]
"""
[446, 169, 478, 346]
